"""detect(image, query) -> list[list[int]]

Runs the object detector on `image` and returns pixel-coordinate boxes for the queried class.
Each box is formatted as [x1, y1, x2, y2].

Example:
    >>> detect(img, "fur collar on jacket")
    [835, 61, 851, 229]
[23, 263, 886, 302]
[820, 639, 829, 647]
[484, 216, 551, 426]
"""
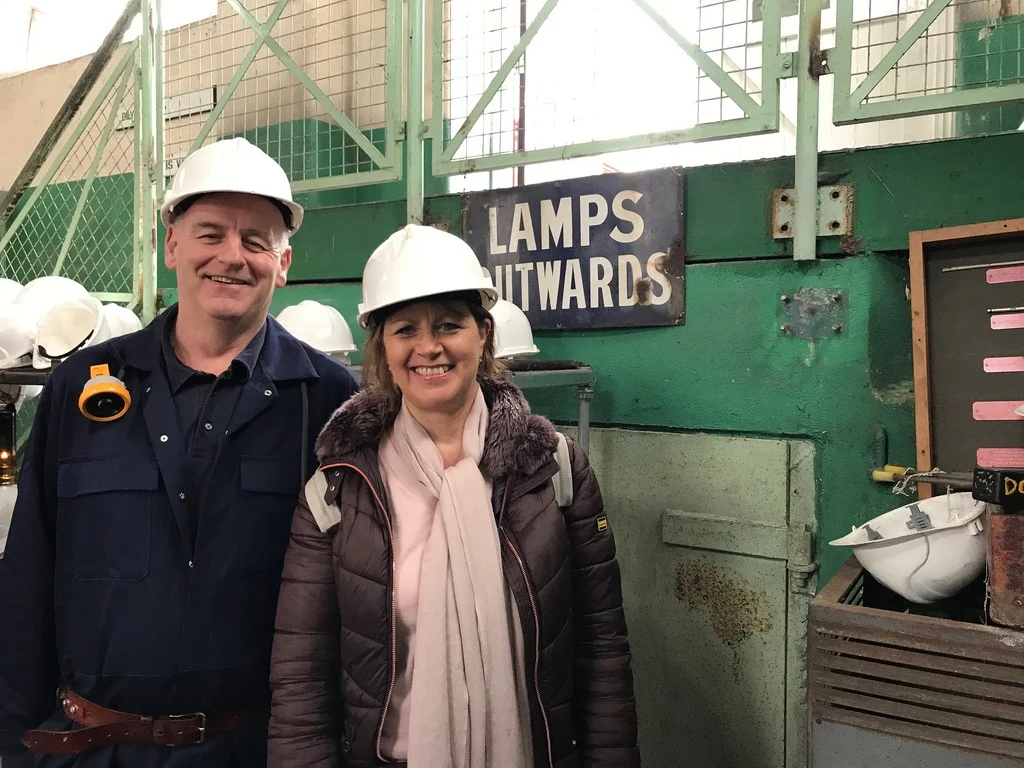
[315, 376, 559, 479]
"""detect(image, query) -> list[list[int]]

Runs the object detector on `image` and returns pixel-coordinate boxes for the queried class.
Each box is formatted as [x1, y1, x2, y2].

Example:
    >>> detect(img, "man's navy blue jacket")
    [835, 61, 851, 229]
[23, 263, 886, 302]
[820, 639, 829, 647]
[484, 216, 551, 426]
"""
[0, 308, 358, 766]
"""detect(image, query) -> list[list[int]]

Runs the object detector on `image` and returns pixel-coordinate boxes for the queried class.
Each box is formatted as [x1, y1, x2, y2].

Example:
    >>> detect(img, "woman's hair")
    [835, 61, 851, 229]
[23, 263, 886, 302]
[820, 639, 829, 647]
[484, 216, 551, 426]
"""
[362, 292, 505, 412]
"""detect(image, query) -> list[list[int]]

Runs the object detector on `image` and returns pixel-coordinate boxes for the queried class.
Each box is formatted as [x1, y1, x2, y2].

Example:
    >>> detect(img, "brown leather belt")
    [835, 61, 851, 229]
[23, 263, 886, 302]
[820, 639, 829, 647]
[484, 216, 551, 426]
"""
[21, 686, 269, 755]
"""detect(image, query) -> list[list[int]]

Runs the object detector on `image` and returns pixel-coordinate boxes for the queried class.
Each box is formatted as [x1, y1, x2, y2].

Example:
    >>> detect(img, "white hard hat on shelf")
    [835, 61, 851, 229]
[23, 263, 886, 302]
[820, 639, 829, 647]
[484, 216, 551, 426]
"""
[0, 279, 23, 306]
[277, 300, 357, 363]
[491, 298, 540, 359]
[14, 276, 90, 328]
[357, 224, 497, 328]
[160, 137, 303, 233]
[33, 297, 112, 369]
[0, 305, 36, 369]
[830, 492, 989, 604]
[101, 304, 143, 338]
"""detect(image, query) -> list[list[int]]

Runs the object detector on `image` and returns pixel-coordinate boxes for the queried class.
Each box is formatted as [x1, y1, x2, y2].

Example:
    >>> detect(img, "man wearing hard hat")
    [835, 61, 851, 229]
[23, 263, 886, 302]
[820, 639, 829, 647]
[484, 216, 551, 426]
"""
[0, 138, 359, 767]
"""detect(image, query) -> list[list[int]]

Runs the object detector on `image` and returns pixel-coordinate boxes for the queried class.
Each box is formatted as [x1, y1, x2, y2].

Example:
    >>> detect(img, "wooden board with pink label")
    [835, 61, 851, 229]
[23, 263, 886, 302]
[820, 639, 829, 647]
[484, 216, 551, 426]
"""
[910, 220, 1024, 496]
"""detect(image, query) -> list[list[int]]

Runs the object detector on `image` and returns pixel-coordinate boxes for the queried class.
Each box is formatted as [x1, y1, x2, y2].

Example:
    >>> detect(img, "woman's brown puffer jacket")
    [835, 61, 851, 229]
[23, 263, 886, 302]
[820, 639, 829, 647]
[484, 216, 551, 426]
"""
[268, 376, 640, 768]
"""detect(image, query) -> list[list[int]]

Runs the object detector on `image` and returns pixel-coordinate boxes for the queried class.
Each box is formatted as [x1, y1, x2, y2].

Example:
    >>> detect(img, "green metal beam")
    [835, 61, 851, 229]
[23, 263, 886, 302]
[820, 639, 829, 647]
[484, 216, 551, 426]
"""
[291, 167, 404, 194]
[53, 65, 133, 278]
[225, 0, 392, 172]
[441, 0, 562, 164]
[153, 0, 166, 200]
[140, 0, 160, 322]
[92, 292, 136, 302]
[794, 0, 822, 262]
[133, 45, 143, 311]
[435, 116, 768, 176]
[407, 0, 425, 222]
[188, 0, 291, 154]
[848, 0, 952, 107]
[632, 0, 763, 121]
[428, 0, 444, 156]
[837, 82, 1024, 124]
[759, 0, 783, 121]
[0, 41, 138, 258]
[384, 0, 403, 174]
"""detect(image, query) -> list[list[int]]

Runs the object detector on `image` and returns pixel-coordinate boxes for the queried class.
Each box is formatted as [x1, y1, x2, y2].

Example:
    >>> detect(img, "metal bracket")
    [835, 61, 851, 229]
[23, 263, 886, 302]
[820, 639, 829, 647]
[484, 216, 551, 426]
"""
[780, 51, 797, 78]
[779, 288, 848, 340]
[772, 184, 853, 239]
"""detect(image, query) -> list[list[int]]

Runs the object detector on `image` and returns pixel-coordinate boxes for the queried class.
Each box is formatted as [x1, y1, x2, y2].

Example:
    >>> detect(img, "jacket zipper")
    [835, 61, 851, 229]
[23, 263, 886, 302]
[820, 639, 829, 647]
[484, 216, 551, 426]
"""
[501, 526, 554, 768]
[319, 462, 398, 764]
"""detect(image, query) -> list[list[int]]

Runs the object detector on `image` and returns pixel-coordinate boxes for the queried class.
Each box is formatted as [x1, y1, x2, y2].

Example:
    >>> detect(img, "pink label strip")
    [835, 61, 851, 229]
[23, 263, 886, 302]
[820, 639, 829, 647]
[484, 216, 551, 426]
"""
[991, 314, 1024, 330]
[985, 356, 1024, 373]
[988, 266, 1024, 284]
[978, 448, 1024, 468]
[973, 401, 1024, 420]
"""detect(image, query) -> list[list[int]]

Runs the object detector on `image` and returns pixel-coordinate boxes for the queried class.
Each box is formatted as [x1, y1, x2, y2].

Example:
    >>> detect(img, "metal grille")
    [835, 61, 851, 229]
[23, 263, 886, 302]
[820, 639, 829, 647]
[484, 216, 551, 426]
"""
[851, 0, 958, 103]
[833, 0, 1024, 123]
[163, 0, 400, 194]
[0, 42, 138, 299]
[434, 0, 782, 176]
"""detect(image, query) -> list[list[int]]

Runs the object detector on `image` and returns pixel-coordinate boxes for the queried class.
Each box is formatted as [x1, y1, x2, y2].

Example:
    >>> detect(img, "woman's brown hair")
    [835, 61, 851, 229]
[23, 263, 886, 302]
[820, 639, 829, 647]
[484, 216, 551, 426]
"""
[362, 293, 505, 413]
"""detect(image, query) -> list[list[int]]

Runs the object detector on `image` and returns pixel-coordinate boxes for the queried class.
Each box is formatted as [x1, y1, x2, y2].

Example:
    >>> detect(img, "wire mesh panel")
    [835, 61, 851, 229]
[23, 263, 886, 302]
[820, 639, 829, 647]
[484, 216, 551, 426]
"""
[0, 41, 139, 300]
[833, 0, 1024, 124]
[163, 0, 402, 195]
[432, 0, 784, 176]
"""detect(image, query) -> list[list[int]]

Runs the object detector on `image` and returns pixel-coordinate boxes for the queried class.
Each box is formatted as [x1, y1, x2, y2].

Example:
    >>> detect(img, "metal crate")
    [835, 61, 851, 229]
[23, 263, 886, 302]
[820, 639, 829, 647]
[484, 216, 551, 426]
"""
[809, 558, 1024, 761]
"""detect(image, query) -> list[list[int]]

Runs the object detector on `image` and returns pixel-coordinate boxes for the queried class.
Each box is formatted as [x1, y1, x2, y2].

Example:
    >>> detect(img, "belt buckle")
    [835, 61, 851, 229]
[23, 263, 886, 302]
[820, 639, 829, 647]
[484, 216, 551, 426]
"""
[167, 712, 207, 745]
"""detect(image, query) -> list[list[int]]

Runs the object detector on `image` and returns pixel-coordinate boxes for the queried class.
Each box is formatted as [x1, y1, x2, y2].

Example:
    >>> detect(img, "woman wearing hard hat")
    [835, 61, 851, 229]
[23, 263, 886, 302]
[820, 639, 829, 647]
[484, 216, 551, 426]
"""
[268, 224, 640, 768]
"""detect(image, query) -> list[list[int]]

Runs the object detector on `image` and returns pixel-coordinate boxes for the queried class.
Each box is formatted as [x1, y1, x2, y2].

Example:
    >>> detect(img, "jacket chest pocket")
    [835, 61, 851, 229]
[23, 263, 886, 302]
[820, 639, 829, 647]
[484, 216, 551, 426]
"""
[57, 456, 158, 581]
[239, 456, 301, 575]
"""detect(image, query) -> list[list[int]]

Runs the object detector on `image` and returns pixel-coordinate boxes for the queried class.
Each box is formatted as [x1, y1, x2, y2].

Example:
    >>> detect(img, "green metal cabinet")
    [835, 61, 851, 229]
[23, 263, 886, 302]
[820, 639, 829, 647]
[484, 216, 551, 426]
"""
[564, 427, 816, 768]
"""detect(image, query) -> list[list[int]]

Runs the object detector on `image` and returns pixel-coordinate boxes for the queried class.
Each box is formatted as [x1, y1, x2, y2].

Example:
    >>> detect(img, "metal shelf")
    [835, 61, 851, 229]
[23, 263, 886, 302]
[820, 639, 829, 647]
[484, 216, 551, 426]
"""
[507, 366, 595, 391]
[0, 367, 50, 386]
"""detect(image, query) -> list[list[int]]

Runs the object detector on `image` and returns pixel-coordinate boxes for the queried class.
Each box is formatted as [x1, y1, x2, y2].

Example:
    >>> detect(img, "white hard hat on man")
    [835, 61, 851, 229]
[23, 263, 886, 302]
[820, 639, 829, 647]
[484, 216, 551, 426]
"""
[161, 137, 304, 234]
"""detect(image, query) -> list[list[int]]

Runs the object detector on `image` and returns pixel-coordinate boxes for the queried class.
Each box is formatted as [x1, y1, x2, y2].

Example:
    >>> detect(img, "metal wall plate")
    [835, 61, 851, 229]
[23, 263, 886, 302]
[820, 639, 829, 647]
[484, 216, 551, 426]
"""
[772, 184, 853, 239]
[779, 288, 848, 339]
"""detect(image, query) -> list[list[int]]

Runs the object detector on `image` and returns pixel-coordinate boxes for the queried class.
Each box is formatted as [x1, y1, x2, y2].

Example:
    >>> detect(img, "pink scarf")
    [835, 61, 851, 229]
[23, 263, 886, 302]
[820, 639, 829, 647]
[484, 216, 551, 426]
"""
[379, 387, 532, 768]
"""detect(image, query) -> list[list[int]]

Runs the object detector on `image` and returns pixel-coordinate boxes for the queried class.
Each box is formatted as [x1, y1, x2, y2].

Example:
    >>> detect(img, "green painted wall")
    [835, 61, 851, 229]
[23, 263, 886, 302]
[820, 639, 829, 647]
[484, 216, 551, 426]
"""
[258, 132, 1024, 585]
[957, 15, 1024, 135]
[18, 130, 1024, 585]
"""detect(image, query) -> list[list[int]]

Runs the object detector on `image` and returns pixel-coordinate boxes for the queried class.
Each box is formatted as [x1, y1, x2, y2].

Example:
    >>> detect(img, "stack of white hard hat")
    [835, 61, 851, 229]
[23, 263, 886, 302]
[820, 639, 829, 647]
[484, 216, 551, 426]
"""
[14, 276, 90, 329]
[102, 304, 143, 337]
[33, 298, 142, 370]
[0, 279, 37, 405]
[0, 279, 23, 305]
[277, 300, 357, 364]
[34, 297, 110, 369]
[161, 137, 304, 234]
[358, 224, 497, 328]
[830, 492, 989, 604]
[490, 298, 540, 359]
[0, 304, 35, 369]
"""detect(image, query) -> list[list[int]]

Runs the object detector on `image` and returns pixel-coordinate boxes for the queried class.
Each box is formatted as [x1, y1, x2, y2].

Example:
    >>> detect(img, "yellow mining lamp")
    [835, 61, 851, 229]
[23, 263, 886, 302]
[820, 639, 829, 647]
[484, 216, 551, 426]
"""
[79, 364, 131, 422]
